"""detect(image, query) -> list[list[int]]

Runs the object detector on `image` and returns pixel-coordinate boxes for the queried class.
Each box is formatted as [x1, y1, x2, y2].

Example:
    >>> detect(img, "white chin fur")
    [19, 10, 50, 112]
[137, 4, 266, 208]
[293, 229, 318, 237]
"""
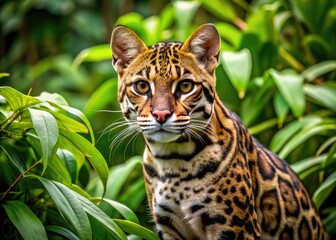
[145, 131, 181, 143]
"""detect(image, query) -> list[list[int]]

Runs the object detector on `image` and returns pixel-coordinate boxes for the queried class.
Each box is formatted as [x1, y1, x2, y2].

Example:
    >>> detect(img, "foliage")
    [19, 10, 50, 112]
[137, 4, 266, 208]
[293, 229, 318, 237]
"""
[1, 0, 336, 238]
[0, 86, 158, 239]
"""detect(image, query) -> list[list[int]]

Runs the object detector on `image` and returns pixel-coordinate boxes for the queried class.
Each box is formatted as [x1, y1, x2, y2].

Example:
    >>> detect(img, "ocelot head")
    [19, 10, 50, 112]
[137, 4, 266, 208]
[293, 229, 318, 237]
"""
[111, 24, 220, 144]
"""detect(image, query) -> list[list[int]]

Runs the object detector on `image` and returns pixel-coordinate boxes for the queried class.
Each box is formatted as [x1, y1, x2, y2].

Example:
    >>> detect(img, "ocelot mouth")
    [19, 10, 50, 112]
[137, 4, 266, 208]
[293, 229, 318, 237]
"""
[145, 129, 183, 143]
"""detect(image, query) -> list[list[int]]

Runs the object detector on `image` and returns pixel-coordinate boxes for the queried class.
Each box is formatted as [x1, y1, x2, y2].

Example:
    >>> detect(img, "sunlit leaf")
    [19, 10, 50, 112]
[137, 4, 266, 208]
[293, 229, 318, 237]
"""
[73, 44, 111, 68]
[3, 201, 48, 240]
[221, 49, 252, 98]
[199, 0, 237, 22]
[304, 84, 336, 112]
[302, 60, 336, 82]
[273, 92, 289, 127]
[28, 108, 58, 173]
[0, 87, 41, 112]
[114, 219, 159, 240]
[269, 69, 305, 117]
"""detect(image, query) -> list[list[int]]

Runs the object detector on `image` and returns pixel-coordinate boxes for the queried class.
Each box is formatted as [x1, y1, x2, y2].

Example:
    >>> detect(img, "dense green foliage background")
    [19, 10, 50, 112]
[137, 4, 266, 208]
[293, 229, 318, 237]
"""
[1, 0, 336, 239]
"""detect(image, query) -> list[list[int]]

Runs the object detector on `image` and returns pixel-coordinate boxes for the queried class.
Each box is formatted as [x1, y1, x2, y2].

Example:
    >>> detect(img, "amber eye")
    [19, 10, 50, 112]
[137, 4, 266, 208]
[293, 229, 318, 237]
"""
[134, 81, 150, 94]
[178, 81, 194, 94]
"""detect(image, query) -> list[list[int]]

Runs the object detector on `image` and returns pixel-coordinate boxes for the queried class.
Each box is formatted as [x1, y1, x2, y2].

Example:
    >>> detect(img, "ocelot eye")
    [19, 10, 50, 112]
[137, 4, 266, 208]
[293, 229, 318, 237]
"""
[134, 81, 150, 94]
[177, 80, 194, 94]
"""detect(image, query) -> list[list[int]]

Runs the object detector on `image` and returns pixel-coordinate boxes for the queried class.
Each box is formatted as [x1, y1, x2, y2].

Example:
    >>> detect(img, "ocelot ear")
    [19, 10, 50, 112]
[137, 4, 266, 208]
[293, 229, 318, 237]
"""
[110, 26, 148, 74]
[181, 24, 220, 73]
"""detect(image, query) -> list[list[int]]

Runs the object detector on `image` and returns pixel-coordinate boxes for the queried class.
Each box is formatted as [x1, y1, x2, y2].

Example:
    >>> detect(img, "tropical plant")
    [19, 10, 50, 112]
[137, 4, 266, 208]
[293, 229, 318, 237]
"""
[0, 86, 157, 239]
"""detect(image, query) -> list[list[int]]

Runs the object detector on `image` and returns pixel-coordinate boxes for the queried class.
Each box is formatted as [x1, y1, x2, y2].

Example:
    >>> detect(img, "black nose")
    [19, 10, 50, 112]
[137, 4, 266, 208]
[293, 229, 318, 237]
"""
[152, 110, 171, 124]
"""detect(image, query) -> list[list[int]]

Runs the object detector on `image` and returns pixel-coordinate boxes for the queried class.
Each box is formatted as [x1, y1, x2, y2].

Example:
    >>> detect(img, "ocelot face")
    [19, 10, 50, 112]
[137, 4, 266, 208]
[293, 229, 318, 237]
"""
[111, 25, 220, 143]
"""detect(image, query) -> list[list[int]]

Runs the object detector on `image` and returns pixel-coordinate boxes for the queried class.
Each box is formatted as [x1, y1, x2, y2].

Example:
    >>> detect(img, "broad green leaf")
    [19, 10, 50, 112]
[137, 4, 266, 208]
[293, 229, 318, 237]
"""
[3, 200, 48, 240]
[118, 178, 146, 211]
[84, 79, 117, 119]
[173, 1, 200, 40]
[57, 149, 78, 183]
[221, 49, 252, 98]
[291, 154, 327, 179]
[304, 84, 336, 112]
[73, 44, 111, 68]
[269, 69, 305, 117]
[74, 191, 127, 240]
[279, 121, 336, 158]
[28, 108, 58, 173]
[302, 60, 336, 82]
[0, 87, 41, 112]
[38, 178, 92, 240]
[45, 226, 79, 240]
[199, 0, 237, 22]
[313, 171, 336, 209]
[215, 22, 242, 49]
[100, 156, 142, 199]
[114, 219, 159, 240]
[59, 129, 109, 194]
[61, 105, 95, 144]
[270, 116, 323, 153]
[273, 92, 289, 127]
[42, 152, 72, 185]
[38, 92, 69, 106]
[47, 109, 88, 133]
[93, 198, 139, 224]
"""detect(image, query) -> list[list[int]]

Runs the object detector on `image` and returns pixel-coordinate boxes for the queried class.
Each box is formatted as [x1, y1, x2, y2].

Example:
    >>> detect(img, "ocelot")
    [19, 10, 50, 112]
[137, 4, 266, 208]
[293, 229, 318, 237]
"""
[110, 24, 328, 240]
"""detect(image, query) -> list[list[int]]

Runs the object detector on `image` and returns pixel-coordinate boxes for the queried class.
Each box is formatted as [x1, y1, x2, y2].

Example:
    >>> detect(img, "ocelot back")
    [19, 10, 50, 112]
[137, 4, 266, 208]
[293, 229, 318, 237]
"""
[110, 24, 328, 240]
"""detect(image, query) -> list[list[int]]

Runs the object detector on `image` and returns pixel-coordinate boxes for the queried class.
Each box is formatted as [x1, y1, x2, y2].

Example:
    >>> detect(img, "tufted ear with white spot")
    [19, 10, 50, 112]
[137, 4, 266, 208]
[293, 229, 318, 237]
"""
[181, 24, 220, 73]
[111, 26, 148, 74]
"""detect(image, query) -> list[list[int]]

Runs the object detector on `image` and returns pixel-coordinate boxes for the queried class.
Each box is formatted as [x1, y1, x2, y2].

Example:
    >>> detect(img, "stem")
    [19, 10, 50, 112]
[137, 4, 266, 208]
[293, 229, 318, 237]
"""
[279, 47, 305, 72]
[0, 159, 42, 202]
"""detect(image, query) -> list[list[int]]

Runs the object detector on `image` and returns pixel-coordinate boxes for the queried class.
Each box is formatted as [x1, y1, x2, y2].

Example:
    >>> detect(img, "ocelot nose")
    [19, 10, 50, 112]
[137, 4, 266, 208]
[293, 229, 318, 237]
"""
[152, 110, 172, 124]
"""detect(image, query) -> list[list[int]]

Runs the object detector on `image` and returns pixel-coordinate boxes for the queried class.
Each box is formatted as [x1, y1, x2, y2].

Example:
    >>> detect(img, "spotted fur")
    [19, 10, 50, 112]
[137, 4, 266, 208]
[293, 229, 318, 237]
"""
[111, 24, 328, 240]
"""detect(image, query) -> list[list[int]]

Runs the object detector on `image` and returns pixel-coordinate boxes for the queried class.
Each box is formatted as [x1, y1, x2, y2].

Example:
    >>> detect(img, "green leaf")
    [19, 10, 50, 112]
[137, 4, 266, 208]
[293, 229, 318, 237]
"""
[269, 69, 305, 117]
[57, 149, 78, 183]
[273, 92, 289, 127]
[73, 44, 111, 68]
[59, 129, 109, 194]
[291, 154, 327, 179]
[221, 49, 252, 98]
[278, 121, 336, 158]
[302, 60, 336, 82]
[0, 72, 10, 78]
[114, 219, 160, 240]
[74, 191, 127, 240]
[61, 105, 95, 144]
[0, 142, 26, 173]
[84, 79, 117, 119]
[313, 171, 336, 209]
[3, 200, 48, 240]
[28, 108, 59, 173]
[173, 1, 201, 40]
[96, 198, 139, 224]
[45, 226, 80, 240]
[199, 0, 237, 22]
[270, 116, 323, 153]
[0, 87, 41, 112]
[304, 84, 336, 112]
[37, 178, 92, 240]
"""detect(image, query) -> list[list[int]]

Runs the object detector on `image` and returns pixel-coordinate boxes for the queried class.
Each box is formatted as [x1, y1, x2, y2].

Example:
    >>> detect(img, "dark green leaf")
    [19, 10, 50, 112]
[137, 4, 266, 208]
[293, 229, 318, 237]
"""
[45, 226, 80, 240]
[3, 200, 48, 240]
[59, 129, 109, 194]
[28, 108, 58, 173]
[313, 171, 336, 209]
[57, 149, 78, 183]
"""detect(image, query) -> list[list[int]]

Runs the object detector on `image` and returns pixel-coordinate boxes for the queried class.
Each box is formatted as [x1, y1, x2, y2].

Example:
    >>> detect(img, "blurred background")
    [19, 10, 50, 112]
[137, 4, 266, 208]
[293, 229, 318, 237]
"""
[1, 0, 336, 237]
